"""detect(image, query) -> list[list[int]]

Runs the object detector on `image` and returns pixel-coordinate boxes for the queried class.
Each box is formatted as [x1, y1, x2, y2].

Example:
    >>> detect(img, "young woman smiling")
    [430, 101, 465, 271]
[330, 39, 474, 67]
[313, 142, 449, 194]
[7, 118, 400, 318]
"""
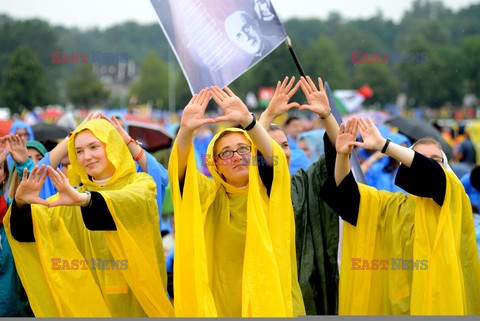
[3, 119, 173, 317]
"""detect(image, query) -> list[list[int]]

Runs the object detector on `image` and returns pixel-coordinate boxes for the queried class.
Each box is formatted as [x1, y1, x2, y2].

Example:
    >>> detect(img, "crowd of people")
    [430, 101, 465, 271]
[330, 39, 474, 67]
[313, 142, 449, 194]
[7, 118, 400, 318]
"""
[1, 76, 480, 317]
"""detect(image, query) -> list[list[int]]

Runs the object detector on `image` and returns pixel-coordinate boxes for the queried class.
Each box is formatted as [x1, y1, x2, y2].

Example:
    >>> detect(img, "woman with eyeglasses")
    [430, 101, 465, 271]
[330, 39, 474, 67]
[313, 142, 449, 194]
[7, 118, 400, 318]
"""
[321, 117, 480, 315]
[169, 86, 305, 317]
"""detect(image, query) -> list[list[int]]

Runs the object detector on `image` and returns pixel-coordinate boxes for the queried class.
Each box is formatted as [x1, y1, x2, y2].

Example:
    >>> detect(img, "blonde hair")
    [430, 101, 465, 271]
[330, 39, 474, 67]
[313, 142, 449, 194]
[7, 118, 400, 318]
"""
[412, 137, 442, 151]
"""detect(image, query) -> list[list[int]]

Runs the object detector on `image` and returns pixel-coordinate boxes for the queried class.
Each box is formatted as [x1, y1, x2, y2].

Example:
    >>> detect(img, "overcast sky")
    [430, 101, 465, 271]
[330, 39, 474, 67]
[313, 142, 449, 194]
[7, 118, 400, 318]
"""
[0, 0, 476, 29]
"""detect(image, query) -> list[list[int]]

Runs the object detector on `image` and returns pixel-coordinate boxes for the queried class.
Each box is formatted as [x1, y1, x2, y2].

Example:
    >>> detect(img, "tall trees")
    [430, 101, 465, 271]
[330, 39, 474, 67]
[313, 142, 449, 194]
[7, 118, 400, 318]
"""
[0, 46, 52, 113]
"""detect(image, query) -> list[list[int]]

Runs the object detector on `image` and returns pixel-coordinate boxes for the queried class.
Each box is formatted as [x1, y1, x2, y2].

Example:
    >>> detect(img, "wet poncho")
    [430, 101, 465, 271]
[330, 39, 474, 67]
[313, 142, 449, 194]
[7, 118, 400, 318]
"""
[340, 169, 480, 315]
[4, 119, 173, 317]
[169, 128, 305, 317]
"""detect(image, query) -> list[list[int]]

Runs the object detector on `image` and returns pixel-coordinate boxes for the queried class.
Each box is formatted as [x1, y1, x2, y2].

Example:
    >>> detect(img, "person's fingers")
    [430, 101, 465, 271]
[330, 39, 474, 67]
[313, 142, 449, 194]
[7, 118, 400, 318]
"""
[223, 86, 235, 97]
[367, 118, 376, 128]
[339, 123, 345, 134]
[351, 141, 365, 148]
[7, 135, 16, 147]
[345, 118, 353, 133]
[56, 168, 69, 183]
[30, 166, 39, 181]
[275, 80, 281, 93]
[187, 93, 197, 106]
[192, 90, 202, 104]
[358, 118, 369, 130]
[280, 76, 289, 90]
[198, 89, 209, 107]
[33, 166, 47, 184]
[299, 77, 312, 95]
[351, 118, 359, 135]
[85, 112, 95, 121]
[299, 80, 311, 97]
[22, 167, 28, 181]
[34, 164, 47, 181]
[99, 114, 112, 124]
[47, 166, 62, 186]
[33, 197, 50, 207]
[284, 76, 296, 93]
[213, 115, 230, 123]
[212, 86, 227, 99]
[306, 75, 318, 91]
[357, 118, 367, 132]
[298, 104, 312, 111]
[318, 77, 325, 92]
[287, 102, 301, 109]
[202, 91, 212, 109]
[209, 86, 223, 100]
[200, 118, 216, 126]
[287, 80, 301, 99]
[48, 199, 66, 208]
[111, 115, 122, 127]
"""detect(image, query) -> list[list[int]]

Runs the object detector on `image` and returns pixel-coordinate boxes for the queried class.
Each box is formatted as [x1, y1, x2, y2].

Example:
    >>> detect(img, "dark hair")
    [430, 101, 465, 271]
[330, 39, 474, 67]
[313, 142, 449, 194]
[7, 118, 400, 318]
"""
[471, 166, 480, 191]
[284, 116, 300, 127]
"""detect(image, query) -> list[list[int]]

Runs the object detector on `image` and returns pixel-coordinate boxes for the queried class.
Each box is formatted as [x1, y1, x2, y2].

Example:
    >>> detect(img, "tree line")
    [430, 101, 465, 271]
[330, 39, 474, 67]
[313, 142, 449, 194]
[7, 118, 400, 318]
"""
[0, 0, 479, 113]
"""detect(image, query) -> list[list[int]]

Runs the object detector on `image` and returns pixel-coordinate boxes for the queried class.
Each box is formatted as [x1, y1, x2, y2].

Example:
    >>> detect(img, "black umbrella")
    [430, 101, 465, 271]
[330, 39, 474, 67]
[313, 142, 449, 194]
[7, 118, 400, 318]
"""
[386, 115, 453, 160]
[32, 123, 70, 141]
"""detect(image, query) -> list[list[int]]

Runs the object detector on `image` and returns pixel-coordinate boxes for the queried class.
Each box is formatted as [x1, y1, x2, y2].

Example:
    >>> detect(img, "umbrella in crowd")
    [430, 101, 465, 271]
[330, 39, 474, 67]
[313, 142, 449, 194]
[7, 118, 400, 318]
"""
[120, 114, 173, 151]
[31, 123, 70, 141]
[0, 119, 12, 136]
[386, 115, 453, 160]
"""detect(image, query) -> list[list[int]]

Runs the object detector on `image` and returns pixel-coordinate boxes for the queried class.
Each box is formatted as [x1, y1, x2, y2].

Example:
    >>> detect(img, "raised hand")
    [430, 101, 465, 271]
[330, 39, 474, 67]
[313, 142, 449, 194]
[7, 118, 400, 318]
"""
[210, 86, 251, 127]
[0, 137, 9, 164]
[79, 112, 96, 127]
[7, 134, 29, 164]
[265, 76, 300, 118]
[352, 118, 386, 151]
[15, 165, 49, 206]
[98, 113, 130, 143]
[180, 88, 215, 132]
[298, 76, 330, 117]
[336, 118, 358, 155]
[47, 166, 87, 207]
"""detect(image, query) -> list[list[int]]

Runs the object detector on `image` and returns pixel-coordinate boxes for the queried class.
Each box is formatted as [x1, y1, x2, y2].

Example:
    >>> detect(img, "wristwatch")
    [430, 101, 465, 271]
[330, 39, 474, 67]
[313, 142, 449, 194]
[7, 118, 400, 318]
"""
[243, 113, 256, 131]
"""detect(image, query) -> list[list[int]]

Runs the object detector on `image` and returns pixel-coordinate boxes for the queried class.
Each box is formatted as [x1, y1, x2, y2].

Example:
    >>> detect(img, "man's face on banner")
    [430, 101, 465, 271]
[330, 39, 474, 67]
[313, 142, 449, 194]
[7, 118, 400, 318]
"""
[254, 0, 275, 21]
[225, 11, 263, 55]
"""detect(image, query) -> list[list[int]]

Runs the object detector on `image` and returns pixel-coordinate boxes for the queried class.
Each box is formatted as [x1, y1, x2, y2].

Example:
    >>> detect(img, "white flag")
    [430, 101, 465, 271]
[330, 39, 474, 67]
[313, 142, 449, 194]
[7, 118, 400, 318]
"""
[149, 0, 287, 94]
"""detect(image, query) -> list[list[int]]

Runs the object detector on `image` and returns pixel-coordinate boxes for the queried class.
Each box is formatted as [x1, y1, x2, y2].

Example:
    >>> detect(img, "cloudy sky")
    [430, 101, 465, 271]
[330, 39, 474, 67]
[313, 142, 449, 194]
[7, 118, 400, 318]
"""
[0, 0, 476, 29]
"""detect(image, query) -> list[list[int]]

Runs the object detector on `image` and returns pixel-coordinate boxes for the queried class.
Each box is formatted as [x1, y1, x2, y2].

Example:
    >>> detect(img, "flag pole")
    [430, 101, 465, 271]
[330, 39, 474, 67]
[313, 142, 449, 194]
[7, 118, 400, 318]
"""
[285, 37, 305, 77]
[284, 36, 366, 184]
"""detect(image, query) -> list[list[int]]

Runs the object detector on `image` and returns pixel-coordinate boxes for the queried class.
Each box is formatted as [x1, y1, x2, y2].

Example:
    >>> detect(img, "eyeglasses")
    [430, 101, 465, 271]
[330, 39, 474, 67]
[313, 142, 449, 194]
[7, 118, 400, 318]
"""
[217, 146, 251, 160]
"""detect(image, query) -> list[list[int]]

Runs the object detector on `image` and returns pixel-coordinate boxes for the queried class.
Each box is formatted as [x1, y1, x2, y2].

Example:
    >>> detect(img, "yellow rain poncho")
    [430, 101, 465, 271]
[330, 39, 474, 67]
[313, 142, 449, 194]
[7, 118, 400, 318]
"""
[4, 119, 174, 317]
[169, 128, 305, 317]
[339, 169, 480, 315]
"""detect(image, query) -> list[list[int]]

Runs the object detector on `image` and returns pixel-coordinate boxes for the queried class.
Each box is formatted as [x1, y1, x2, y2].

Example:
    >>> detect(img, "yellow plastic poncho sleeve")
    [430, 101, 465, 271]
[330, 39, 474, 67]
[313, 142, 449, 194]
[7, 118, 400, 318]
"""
[168, 128, 304, 317]
[4, 119, 174, 317]
[339, 170, 480, 315]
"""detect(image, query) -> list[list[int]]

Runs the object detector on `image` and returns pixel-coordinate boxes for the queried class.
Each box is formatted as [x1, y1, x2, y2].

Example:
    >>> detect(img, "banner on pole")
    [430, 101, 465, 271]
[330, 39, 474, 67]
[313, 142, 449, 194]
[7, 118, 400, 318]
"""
[149, 0, 287, 94]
